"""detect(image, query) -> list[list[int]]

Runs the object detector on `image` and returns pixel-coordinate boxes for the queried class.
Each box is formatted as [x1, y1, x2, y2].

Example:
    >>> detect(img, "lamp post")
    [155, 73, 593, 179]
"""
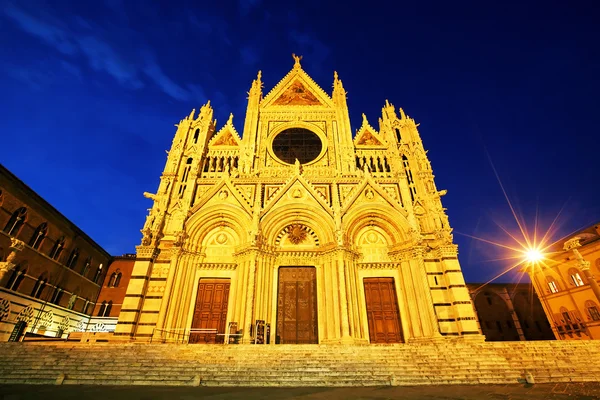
[564, 237, 600, 304]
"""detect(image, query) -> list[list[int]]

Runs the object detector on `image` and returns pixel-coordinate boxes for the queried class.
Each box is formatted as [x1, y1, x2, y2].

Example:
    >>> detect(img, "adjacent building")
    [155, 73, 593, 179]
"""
[0, 164, 112, 340]
[468, 283, 554, 341]
[116, 55, 481, 344]
[527, 223, 600, 340]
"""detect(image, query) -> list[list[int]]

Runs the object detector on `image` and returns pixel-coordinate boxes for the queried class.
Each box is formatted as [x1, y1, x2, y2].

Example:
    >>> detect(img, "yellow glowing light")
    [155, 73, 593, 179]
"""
[525, 248, 543, 263]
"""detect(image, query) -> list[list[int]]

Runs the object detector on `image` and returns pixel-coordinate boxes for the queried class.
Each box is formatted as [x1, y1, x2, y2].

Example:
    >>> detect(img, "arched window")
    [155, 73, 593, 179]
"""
[4, 207, 27, 236]
[401, 155, 416, 201]
[50, 287, 64, 305]
[585, 300, 600, 321]
[93, 264, 104, 284]
[31, 274, 47, 299]
[98, 301, 107, 317]
[114, 272, 122, 287]
[6, 264, 27, 291]
[395, 128, 402, 142]
[105, 301, 113, 317]
[82, 257, 91, 277]
[568, 268, 585, 287]
[49, 236, 65, 260]
[546, 276, 559, 293]
[28, 222, 48, 250]
[193, 128, 200, 144]
[108, 272, 117, 287]
[83, 299, 91, 314]
[66, 248, 79, 269]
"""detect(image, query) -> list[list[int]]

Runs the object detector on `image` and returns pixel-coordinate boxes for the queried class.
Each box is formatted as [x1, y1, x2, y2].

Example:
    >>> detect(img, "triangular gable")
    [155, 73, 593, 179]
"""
[261, 175, 333, 217]
[261, 65, 334, 108]
[189, 178, 252, 217]
[208, 114, 241, 148]
[272, 80, 323, 106]
[341, 177, 406, 216]
[354, 114, 386, 148]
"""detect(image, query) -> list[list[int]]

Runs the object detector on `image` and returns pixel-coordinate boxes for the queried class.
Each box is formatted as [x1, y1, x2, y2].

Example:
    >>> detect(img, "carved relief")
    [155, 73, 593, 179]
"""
[273, 80, 322, 106]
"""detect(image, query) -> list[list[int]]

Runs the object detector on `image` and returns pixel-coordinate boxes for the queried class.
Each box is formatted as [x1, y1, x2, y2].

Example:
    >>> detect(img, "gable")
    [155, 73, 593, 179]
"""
[261, 176, 333, 217]
[272, 80, 323, 106]
[356, 129, 384, 146]
[261, 66, 334, 108]
[341, 178, 405, 215]
[212, 128, 239, 146]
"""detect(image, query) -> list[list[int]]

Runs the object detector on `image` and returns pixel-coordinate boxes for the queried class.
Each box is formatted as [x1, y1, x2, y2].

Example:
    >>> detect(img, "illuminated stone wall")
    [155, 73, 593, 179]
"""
[115, 56, 481, 343]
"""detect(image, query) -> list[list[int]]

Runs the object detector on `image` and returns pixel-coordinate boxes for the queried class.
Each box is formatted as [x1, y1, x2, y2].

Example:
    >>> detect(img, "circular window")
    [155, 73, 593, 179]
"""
[272, 128, 323, 165]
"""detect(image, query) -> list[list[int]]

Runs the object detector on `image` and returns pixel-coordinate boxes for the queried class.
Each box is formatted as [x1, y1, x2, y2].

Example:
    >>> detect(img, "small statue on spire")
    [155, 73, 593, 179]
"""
[292, 53, 303, 68]
[257, 70, 262, 81]
[227, 113, 234, 125]
[334, 71, 338, 81]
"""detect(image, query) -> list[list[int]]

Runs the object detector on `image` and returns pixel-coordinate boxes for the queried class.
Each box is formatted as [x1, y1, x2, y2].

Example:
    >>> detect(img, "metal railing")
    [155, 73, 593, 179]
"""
[150, 322, 243, 344]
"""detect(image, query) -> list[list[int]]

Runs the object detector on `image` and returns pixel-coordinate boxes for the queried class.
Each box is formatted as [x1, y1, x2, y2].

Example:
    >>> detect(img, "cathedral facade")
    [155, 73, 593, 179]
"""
[115, 56, 480, 344]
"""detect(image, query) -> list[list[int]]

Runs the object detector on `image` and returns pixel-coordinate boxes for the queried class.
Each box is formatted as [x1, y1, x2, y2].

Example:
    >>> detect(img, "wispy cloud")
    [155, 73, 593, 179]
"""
[3, 3, 77, 55]
[2, 2, 205, 101]
[76, 36, 144, 89]
[143, 61, 189, 101]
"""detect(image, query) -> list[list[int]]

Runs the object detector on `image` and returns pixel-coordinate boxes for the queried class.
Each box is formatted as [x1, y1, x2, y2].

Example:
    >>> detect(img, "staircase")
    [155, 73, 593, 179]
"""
[1, 339, 600, 386]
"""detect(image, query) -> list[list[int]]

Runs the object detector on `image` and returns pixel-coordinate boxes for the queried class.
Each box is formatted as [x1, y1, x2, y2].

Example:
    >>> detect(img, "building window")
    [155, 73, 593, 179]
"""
[98, 301, 113, 317]
[401, 155, 417, 202]
[50, 287, 64, 305]
[93, 264, 104, 284]
[4, 207, 27, 236]
[589, 307, 600, 321]
[496, 321, 503, 332]
[29, 222, 48, 250]
[569, 269, 585, 287]
[546, 277, 559, 293]
[585, 300, 600, 321]
[6, 265, 27, 291]
[193, 128, 199, 144]
[82, 257, 91, 277]
[83, 299, 91, 314]
[31, 275, 47, 299]
[49, 236, 65, 260]
[66, 248, 79, 269]
[108, 271, 122, 288]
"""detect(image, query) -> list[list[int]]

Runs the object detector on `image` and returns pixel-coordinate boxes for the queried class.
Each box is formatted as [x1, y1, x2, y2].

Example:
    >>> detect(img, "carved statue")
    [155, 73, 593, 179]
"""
[143, 192, 158, 201]
[0, 239, 25, 280]
[292, 53, 303, 67]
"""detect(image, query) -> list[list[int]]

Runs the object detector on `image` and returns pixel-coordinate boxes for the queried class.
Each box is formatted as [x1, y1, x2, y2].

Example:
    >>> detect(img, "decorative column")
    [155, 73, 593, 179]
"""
[336, 251, 352, 343]
[564, 237, 600, 304]
[0, 238, 24, 282]
[411, 247, 441, 338]
[243, 253, 257, 343]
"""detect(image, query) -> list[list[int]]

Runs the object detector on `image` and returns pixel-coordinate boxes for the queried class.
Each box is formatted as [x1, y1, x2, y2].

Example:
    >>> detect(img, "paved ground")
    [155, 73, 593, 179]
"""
[2, 384, 600, 400]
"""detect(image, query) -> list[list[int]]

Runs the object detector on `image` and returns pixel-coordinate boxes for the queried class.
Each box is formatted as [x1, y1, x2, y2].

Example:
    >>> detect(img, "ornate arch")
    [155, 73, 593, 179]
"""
[343, 204, 411, 248]
[275, 224, 320, 247]
[261, 204, 335, 247]
[185, 204, 251, 252]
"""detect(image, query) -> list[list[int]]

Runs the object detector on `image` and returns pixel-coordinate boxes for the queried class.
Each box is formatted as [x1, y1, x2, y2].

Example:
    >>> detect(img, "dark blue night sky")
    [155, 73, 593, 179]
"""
[1, 0, 599, 284]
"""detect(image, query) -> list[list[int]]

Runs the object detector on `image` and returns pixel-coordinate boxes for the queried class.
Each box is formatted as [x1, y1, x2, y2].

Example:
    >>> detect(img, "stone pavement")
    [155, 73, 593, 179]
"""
[2, 384, 600, 400]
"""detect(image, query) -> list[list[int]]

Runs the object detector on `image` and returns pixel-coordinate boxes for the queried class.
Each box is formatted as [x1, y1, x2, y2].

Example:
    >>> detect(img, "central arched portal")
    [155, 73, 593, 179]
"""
[276, 266, 318, 344]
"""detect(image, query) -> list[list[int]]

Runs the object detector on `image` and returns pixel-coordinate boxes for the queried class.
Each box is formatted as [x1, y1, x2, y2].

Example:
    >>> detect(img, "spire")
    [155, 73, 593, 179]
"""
[249, 70, 263, 98]
[332, 70, 347, 105]
[381, 99, 397, 121]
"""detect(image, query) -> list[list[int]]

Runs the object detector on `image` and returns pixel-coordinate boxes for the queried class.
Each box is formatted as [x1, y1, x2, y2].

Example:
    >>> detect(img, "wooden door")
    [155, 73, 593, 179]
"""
[189, 278, 230, 344]
[364, 277, 403, 343]
[276, 267, 318, 344]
